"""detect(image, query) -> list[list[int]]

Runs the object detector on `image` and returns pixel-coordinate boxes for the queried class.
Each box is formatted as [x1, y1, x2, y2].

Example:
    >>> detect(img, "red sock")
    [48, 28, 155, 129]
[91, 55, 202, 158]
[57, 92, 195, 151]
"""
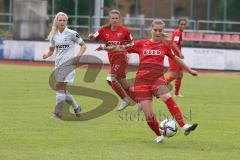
[165, 98, 185, 127]
[175, 77, 182, 95]
[125, 87, 136, 102]
[146, 115, 161, 136]
[107, 81, 126, 99]
[165, 76, 175, 84]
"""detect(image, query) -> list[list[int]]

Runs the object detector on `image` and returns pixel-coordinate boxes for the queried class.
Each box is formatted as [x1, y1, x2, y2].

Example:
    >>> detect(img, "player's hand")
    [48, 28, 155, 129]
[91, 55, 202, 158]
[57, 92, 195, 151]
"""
[43, 53, 49, 59]
[179, 53, 184, 59]
[95, 45, 105, 51]
[73, 56, 81, 65]
[105, 45, 116, 51]
[189, 69, 198, 76]
[88, 34, 95, 40]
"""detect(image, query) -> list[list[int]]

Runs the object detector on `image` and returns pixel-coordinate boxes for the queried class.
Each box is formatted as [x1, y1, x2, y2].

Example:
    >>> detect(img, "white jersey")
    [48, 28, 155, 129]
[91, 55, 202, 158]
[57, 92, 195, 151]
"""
[50, 27, 83, 68]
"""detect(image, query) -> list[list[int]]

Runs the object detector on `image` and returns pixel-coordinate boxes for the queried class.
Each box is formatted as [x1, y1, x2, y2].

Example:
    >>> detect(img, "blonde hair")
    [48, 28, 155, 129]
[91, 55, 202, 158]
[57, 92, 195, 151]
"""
[102, 9, 121, 28]
[151, 19, 165, 28]
[151, 19, 170, 41]
[47, 12, 68, 40]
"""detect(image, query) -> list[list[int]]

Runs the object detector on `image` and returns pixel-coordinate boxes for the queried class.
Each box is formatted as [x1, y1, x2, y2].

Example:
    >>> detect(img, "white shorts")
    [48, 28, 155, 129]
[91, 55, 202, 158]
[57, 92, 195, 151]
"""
[54, 65, 75, 83]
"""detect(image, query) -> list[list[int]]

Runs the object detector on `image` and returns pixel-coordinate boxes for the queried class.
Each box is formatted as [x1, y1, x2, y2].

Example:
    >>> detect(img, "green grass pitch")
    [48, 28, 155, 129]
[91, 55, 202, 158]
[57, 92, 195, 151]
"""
[0, 64, 239, 160]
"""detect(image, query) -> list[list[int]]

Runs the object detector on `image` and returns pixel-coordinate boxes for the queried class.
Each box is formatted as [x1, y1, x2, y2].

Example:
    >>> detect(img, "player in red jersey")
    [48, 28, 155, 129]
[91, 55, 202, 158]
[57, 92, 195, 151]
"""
[100, 19, 198, 143]
[88, 10, 136, 111]
[165, 19, 187, 97]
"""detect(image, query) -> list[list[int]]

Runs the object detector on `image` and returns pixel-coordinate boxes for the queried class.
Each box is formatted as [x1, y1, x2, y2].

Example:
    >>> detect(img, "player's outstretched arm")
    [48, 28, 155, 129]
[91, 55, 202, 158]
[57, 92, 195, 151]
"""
[95, 40, 134, 54]
[88, 33, 96, 41]
[95, 45, 117, 52]
[173, 56, 198, 76]
[96, 44, 131, 52]
[43, 47, 54, 59]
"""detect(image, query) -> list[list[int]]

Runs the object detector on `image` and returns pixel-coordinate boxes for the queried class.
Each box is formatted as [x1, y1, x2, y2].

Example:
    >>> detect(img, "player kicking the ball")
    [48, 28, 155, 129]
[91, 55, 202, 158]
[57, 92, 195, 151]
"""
[99, 19, 198, 143]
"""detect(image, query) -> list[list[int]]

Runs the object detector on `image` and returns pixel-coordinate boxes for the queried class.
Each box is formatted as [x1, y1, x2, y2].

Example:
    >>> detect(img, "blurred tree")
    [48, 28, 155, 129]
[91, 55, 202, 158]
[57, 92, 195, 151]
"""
[48, 0, 75, 15]
[174, 6, 185, 18]
[217, 0, 240, 21]
[216, 0, 240, 32]
[78, 0, 94, 16]
[104, 0, 116, 15]
[3, 0, 10, 12]
[226, 0, 240, 21]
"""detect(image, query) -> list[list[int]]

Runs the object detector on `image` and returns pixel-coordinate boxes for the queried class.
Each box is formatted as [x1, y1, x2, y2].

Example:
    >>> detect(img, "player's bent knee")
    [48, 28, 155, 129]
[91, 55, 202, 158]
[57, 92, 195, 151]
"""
[158, 93, 171, 102]
[155, 84, 170, 97]
[55, 82, 67, 91]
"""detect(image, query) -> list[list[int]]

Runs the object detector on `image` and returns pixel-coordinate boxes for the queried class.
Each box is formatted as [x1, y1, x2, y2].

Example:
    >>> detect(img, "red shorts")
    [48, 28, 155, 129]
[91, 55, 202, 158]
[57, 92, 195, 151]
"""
[168, 58, 183, 73]
[134, 77, 169, 103]
[109, 53, 128, 79]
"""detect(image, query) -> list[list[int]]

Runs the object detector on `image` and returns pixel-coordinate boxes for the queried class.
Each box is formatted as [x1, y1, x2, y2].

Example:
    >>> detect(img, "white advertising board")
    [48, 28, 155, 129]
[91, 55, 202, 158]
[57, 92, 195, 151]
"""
[2, 40, 240, 71]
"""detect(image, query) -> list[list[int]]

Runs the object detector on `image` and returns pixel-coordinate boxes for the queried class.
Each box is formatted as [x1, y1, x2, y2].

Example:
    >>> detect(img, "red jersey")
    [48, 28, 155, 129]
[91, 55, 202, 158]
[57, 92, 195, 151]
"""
[93, 25, 133, 60]
[170, 28, 183, 56]
[128, 39, 175, 84]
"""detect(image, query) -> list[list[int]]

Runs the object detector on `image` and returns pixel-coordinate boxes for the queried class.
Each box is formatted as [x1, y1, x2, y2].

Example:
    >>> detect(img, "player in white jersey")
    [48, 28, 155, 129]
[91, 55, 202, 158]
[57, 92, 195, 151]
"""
[43, 12, 87, 118]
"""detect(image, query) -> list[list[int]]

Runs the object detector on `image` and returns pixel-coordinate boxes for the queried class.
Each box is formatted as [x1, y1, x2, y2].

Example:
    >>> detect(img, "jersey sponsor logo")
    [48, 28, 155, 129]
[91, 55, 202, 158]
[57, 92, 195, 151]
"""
[107, 41, 121, 46]
[117, 33, 124, 39]
[143, 50, 161, 55]
[56, 44, 70, 49]
[76, 33, 80, 38]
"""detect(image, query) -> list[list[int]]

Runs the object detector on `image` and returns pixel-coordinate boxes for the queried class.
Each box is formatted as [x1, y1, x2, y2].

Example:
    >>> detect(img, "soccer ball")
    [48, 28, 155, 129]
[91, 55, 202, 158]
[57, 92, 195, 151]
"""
[159, 118, 178, 137]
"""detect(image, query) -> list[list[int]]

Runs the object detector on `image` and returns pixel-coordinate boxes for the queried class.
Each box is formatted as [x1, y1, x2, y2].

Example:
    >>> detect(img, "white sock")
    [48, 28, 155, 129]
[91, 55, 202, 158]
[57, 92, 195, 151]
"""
[55, 90, 66, 115]
[66, 91, 79, 109]
[182, 124, 191, 132]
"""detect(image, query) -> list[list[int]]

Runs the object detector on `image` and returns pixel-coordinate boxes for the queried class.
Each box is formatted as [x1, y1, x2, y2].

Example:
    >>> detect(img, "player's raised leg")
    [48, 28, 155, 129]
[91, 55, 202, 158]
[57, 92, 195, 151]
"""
[157, 89, 198, 136]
